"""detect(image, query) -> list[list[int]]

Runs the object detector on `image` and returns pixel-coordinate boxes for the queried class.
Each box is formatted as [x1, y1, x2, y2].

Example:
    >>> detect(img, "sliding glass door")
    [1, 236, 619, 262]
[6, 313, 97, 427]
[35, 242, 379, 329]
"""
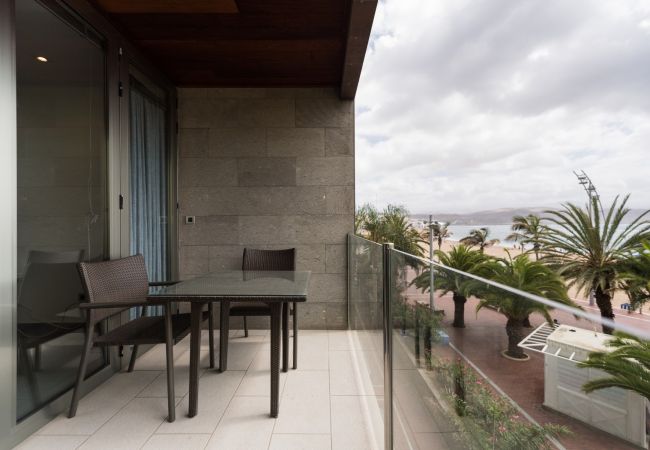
[15, 0, 108, 421]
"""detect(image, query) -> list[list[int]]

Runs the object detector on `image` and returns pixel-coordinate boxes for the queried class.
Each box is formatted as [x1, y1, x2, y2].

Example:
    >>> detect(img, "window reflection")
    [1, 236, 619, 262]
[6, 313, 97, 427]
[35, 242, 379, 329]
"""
[16, 0, 108, 421]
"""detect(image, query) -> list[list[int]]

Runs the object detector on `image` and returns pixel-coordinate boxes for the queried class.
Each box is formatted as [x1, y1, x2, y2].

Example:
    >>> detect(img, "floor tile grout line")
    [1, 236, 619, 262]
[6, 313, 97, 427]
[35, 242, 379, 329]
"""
[81, 371, 166, 450]
[35, 370, 162, 438]
[207, 345, 255, 440]
[79, 370, 165, 442]
[74, 433, 93, 450]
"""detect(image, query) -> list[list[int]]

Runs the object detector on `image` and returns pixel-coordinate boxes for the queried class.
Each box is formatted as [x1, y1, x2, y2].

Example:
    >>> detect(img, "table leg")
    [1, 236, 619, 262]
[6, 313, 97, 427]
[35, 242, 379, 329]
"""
[220, 300, 230, 372]
[188, 302, 203, 417]
[269, 302, 282, 418]
[282, 301, 289, 373]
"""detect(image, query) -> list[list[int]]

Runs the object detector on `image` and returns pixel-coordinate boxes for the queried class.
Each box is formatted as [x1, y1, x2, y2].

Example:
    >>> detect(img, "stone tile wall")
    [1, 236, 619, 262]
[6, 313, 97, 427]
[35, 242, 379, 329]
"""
[177, 88, 354, 329]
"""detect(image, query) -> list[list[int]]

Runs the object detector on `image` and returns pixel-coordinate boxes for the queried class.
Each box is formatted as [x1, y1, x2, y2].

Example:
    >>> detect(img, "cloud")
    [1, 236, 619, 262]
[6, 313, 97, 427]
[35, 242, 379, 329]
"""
[356, 0, 650, 214]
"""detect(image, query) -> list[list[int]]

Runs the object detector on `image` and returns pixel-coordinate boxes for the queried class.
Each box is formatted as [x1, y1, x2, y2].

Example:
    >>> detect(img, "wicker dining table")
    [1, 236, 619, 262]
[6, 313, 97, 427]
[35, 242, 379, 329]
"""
[148, 270, 310, 418]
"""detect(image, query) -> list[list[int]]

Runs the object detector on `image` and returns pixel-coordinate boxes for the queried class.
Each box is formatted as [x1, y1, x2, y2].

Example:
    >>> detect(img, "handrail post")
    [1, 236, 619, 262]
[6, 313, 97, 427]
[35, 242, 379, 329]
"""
[347, 233, 351, 330]
[382, 242, 394, 450]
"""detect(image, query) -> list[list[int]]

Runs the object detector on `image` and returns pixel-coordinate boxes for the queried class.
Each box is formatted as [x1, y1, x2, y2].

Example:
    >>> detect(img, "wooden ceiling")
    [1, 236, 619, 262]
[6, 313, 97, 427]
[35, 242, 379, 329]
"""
[89, 0, 377, 98]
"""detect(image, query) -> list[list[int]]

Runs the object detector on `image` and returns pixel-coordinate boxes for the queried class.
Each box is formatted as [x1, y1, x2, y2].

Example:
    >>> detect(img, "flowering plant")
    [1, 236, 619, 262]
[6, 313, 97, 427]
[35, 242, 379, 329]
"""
[434, 359, 569, 450]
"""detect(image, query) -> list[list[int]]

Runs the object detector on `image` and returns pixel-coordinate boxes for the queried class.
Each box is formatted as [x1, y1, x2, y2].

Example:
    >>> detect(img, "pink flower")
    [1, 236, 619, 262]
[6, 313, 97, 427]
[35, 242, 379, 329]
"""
[476, 380, 483, 385]
[498, 425, 507, 433]
[511, 415, 520, 420]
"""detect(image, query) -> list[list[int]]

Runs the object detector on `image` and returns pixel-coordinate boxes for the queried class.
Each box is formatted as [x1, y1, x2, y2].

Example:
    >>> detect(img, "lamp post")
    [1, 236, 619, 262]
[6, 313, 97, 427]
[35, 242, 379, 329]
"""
[427, 215, 435, 311]
[574, 170, 602, 306]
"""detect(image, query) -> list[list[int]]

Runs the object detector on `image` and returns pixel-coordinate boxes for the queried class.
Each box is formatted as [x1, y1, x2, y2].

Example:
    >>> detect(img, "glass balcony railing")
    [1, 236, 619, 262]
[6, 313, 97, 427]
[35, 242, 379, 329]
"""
[348, 233, 650, 450]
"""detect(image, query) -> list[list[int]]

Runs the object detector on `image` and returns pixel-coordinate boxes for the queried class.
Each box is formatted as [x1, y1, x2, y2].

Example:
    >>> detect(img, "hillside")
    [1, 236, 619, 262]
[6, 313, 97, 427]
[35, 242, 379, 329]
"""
[411, 207, 649, 225]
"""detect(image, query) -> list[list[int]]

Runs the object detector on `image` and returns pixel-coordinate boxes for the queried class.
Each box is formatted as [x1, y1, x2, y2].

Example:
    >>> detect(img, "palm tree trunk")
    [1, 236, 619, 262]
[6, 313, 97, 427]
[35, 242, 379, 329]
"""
[595, 285, 615, 334]
[505, 318, 527, 359]
[452, 293, 467, 328]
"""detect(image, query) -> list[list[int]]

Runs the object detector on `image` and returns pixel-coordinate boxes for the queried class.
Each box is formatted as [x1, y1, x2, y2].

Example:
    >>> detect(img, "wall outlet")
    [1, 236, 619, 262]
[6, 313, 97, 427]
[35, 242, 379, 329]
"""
[185, 215, 195, 224]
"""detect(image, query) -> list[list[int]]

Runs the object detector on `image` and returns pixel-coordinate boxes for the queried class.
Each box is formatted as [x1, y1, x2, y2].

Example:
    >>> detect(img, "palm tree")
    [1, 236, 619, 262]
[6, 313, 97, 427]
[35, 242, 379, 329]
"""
[355, 203, 383, 242]
[506, 214, 546, 260]
[542, 195, 650, 334]
[621, 242, 650, 312]
[460, 227, 500, 253]
[412, 245, 487, 328]
[426, 222, 452, 251]
[355, 204, 425, 257]
[579, 333, 650, 400]
[476, 255, 574, 359]
[380, 205, 426, 257]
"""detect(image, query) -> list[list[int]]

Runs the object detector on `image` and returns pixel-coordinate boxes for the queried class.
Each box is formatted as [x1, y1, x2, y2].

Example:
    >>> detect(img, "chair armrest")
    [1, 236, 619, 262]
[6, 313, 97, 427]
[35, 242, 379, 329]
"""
[149, 281, 180, 287]
[78, 299, 166, 310]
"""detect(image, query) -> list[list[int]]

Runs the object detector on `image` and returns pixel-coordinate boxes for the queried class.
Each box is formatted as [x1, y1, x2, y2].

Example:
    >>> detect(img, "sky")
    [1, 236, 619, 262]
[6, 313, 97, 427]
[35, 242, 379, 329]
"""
[355, 0, 650, 214]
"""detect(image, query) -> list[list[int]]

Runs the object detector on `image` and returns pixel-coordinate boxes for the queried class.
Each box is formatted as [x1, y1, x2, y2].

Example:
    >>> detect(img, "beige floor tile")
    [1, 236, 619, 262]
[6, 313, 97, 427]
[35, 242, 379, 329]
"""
[224, 340, 264, 371]
[331, 396, 384, 450]
[78, 397, 172, 450]
[156, 370, 244, 434]
[205, 396, 275, 450]
[37, 371, 160, 436]
[269, 433, 331, 450]
[296, 332, 329, 370]
[330, 350, 378, 396]
[138, 364, 205, 399]
[142, 434, 210, 450]
[274, 371, 330, 434]
[328, 330, 352, 351]
[235, 343, 288, 396]
[14, 435, 88, 450]
[131, 345, 178, 371]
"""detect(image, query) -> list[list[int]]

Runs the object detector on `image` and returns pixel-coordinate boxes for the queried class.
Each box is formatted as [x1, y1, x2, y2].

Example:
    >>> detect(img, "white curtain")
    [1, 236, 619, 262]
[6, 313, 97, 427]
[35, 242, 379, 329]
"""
[129, 83, 168, 290]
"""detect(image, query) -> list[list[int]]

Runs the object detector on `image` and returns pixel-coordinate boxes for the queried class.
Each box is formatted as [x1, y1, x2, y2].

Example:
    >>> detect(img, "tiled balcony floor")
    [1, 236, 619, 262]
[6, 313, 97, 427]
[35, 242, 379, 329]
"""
[17, 330, 384, 450]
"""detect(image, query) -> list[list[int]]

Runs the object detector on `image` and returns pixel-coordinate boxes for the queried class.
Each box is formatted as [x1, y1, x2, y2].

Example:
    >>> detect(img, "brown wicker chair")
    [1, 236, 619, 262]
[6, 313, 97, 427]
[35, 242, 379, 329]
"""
[68, 254, 213, 422]
[223, 248, 298, 371]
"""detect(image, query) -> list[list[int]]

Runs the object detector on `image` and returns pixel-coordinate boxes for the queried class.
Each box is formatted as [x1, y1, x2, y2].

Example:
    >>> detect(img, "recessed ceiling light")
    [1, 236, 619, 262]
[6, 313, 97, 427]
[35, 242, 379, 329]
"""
[36, 56, 48, 62]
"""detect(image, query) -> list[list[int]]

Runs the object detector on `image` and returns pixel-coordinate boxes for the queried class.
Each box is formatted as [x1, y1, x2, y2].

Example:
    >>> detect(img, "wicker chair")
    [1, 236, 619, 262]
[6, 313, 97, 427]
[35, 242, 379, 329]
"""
[18, 250, 86, 406]
[68, 254, 213, 422]
[225, 248, 298, 370]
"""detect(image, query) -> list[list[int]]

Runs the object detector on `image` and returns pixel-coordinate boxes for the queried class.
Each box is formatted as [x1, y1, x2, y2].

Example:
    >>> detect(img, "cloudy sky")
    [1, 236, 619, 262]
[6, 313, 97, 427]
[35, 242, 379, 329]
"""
[355, 0, 650, 214]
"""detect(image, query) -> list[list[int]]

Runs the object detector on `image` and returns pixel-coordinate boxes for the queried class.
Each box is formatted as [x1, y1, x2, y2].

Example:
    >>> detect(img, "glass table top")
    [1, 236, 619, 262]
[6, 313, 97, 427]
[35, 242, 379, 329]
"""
[148, 271, 310, 300]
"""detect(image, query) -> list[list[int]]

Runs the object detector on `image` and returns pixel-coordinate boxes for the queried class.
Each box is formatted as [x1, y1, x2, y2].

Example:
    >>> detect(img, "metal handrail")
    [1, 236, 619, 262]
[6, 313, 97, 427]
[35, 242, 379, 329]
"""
[390, 247, 650, 341]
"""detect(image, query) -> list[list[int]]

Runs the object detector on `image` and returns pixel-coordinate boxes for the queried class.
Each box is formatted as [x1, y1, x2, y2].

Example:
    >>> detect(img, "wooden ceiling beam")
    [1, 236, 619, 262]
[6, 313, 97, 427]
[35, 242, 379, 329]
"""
[93, 0, 239, 14]
[114, 13, 345, 41]
[340, 0, 377, 99]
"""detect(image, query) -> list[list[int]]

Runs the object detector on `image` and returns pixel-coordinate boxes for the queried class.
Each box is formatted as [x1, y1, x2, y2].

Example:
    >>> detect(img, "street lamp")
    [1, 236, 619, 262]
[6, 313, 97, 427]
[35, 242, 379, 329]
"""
[427, 215, 435, 311]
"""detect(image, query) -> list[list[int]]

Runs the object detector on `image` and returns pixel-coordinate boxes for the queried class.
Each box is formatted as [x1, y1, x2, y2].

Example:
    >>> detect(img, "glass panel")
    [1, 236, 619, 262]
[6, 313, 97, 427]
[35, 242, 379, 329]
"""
[347, 234, 385, 447]
[389, 248, 649, 450]
[16, 0, 108, 421]
[389, 250, 462, 449]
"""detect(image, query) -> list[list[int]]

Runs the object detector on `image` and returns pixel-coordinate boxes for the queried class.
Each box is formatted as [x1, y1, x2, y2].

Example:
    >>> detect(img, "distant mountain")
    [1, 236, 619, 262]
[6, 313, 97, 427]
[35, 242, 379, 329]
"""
[411, 207, 649, 225]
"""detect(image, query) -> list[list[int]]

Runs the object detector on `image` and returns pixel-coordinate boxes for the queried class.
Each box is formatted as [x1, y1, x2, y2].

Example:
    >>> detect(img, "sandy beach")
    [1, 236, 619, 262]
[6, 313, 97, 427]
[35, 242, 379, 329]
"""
[429, 239, 650, 317]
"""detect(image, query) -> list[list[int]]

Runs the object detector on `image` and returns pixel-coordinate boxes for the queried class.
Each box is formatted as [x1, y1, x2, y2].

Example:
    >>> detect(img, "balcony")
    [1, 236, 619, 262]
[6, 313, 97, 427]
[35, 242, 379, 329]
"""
[13, 234, 649, 450]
